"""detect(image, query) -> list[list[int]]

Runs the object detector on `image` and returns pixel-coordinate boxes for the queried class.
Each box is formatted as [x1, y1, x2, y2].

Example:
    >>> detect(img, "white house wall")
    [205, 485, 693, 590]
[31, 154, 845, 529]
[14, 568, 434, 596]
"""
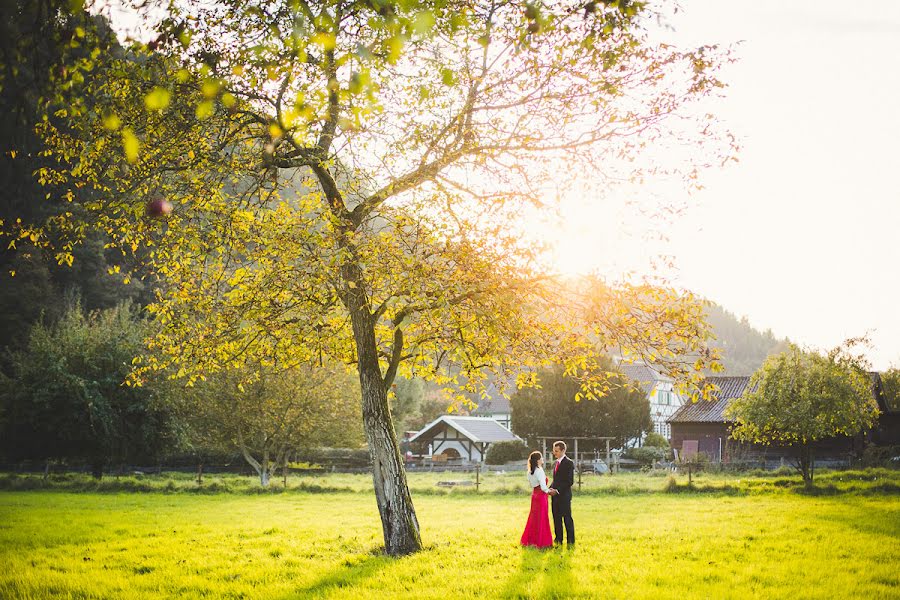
[649, 382, 682, 440]
[428, 427, 485, 461]
[430, 440, 484, 461]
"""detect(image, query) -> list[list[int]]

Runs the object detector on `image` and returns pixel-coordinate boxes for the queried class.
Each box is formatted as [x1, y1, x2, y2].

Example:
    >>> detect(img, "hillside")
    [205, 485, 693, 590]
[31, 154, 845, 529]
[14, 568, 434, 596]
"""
[705, 304, 790, 376]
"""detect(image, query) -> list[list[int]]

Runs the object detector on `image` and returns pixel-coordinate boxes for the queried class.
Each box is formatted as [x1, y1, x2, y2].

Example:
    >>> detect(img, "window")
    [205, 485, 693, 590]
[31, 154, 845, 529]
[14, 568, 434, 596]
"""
[658, 390, 670, 406]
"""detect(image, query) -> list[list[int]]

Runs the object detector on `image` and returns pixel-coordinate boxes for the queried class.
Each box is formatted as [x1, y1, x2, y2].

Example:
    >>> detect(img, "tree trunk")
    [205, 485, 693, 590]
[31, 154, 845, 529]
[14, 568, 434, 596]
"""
[348, 294, 422, 556]
[236, 428, 270, 488]
[795, 444, 813, 485]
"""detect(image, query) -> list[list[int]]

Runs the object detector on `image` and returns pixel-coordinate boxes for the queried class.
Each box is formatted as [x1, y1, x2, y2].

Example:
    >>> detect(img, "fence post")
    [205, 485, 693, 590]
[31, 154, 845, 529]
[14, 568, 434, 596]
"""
[475, 464, 481, 493]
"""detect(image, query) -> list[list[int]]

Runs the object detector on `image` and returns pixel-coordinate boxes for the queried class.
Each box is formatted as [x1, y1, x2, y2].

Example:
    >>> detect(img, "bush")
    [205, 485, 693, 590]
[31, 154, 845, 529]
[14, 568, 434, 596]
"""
[623, 446, 667, 466]
[644, 432, 669, 448]
[294, 447, 371, 468]
[485, 441, 530, 465]
[859, 444, 900, 468]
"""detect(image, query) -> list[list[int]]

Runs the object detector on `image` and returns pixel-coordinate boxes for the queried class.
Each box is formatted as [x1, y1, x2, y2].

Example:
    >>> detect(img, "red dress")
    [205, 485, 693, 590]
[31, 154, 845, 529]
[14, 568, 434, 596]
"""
[520, 473, 553, 548]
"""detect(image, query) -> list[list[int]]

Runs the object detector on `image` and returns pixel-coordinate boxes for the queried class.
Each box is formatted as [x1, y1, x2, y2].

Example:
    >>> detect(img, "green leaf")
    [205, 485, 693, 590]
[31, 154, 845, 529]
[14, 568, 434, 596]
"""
[412, 11, 436, 36]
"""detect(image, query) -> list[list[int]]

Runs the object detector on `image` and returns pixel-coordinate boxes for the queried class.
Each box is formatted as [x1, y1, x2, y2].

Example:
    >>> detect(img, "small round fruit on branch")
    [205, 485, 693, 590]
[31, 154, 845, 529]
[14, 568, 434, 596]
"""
[145, 197, 173, 217]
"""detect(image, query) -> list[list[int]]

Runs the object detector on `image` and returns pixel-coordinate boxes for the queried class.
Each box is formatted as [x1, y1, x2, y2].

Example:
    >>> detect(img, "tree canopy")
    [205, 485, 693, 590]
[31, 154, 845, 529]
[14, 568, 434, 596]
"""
[726, 341, 880, 483]
[5, 0, 733, 555]
[510, 361, 651, 449]
[0, 300, 176, 477]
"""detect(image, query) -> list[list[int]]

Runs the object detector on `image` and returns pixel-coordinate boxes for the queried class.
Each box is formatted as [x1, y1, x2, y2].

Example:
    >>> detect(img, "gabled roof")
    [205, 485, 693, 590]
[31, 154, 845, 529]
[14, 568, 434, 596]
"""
[471, 382, 511, 415]
[618, 363, 669, 395]
[668, 376, 753, 423]
[409, 416, 522, 444]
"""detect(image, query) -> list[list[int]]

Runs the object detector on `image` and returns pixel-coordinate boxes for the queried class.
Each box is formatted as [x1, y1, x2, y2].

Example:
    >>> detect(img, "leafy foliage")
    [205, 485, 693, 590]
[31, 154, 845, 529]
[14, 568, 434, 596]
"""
[643, 432, 669, 448]
[510, 361, 651, 448]
[170, 362, 364, 486]
[622, 445, 667, 466]
[726, 341, 880, 483]
[880, 368, 900, 412]
[704, 304, 790, 375]
[484, 440, 529, 465]
[0, 300, 175, 476]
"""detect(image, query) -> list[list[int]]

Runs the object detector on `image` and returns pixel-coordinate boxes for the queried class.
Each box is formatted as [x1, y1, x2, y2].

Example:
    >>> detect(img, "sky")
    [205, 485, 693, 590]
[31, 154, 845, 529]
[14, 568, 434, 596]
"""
[544, 0, 900, 370]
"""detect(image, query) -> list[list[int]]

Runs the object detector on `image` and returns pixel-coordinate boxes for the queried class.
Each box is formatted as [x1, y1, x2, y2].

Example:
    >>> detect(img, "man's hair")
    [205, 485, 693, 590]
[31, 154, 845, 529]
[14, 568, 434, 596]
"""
[553, 441, 567, 452]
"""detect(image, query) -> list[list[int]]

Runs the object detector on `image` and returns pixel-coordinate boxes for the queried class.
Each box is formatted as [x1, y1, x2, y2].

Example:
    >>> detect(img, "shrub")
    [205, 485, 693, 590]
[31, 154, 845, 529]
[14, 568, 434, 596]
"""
[623, 446, 667, 466]
[859, 444, 900, 469]
[643, 432, 669, 448]
[485, 441, 530, 465]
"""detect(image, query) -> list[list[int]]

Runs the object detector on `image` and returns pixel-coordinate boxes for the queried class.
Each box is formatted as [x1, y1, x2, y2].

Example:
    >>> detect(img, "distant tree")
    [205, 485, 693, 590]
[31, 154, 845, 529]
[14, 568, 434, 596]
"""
[643, 432, 669, 449]
[510, 362, 651, 450]
[389, 377, 427, 437]
[726, 341, 880, 484]
[0, 299, 175, 477]
[485, 440, 529, 465]
[172, 363, 364, 487]
[881, 368, 900, 412]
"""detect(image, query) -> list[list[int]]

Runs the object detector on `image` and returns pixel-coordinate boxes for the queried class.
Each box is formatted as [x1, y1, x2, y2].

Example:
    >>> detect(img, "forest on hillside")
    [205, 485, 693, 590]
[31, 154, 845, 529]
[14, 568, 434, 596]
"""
[705, 304, 789, 376]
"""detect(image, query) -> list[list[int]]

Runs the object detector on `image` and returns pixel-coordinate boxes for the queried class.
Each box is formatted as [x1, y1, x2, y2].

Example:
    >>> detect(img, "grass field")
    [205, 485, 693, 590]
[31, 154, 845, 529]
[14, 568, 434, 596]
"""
[1, 471, 898, 599]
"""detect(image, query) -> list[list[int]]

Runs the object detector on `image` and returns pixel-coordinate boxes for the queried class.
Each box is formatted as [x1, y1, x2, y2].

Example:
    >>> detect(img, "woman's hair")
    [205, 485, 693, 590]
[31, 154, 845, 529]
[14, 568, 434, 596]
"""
[528, 451, 542, 475]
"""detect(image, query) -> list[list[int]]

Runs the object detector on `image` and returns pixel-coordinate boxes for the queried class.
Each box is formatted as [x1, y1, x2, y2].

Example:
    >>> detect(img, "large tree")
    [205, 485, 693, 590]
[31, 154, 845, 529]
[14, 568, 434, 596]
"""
[11, 0, 730, 554]
[726, 341, 880, 484]
[510, 361, 651, 448]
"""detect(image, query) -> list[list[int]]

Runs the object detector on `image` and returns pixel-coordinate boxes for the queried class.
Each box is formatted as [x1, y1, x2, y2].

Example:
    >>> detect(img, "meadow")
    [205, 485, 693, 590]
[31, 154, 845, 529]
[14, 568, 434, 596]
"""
[1, 470, 898, 599]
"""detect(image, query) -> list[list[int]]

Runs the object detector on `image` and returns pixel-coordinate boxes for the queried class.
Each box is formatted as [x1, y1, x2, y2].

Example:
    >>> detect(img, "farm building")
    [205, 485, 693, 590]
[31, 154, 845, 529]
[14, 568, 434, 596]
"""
[409, 416, 523, 462]
[668, 374, 899, 465]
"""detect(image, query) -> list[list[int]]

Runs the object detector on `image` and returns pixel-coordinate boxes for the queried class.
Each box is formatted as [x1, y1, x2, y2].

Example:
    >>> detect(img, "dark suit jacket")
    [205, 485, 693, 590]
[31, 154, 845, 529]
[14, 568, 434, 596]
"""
[550, 455, 574, 494]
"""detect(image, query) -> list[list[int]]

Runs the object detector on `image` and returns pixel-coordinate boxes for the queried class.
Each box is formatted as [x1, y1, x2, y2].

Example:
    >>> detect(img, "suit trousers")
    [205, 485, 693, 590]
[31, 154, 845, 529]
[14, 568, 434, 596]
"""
[551, 489, 574, 544]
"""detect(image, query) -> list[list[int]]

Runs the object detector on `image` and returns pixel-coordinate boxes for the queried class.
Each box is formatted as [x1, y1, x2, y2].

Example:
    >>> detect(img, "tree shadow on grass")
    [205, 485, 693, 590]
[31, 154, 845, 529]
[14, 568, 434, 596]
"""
[499, 547, 549, 599]
[279, 550, 388, 599]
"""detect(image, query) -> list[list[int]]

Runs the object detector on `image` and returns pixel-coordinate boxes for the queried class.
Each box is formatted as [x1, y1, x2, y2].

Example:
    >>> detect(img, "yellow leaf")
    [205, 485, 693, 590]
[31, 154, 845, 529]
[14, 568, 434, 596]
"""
[311, 31, 336, 51]
[201, 79, 221, 99]
[122, 128, 139, 163]
[412, 11, 436, 35]
[195, 100, 214, 120]
[102, 112, 121, 130]
[144, 87, 171, 110]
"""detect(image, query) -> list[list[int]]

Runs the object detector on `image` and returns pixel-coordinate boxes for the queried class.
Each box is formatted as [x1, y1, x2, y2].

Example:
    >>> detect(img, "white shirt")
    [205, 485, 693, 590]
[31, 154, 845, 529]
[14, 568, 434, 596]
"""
[527, 466, 551, 492]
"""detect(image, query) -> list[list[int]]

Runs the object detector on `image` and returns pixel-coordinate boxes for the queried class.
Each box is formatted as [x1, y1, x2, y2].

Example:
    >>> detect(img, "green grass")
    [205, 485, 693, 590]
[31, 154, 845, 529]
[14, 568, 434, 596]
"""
[3, 467, 898, 496]
[1, 475, 898, 598]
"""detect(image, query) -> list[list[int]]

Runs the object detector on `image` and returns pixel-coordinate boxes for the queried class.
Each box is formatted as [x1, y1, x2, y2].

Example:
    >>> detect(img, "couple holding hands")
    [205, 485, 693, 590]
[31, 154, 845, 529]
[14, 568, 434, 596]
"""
[520, 440, 575, 549]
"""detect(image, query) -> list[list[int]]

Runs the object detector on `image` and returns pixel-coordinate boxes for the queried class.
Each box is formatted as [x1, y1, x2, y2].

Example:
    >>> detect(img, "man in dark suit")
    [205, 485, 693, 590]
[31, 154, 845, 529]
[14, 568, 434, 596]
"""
[548, 440, 575, 546]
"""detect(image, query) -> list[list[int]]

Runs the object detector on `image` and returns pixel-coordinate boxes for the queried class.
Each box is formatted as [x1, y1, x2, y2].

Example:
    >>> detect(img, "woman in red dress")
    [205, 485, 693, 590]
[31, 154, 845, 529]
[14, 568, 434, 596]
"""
[520, 450, 553, 548]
